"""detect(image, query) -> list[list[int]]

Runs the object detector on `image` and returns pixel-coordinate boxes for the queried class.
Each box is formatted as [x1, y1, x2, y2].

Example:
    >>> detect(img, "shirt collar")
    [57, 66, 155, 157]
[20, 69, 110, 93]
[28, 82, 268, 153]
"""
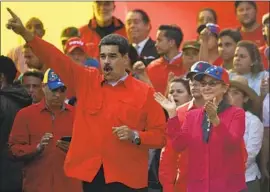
[38, 99, 68, 112]
[164, 52, 183, 64]
[101, 72, 130, 87]
[187, 98, 197, 111]
[132, 37, 149, 50]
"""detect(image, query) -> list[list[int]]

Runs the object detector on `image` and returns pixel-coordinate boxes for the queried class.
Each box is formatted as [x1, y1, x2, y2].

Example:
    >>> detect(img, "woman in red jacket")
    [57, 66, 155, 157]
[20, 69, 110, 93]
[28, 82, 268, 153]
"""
[154, 66, 247, 192]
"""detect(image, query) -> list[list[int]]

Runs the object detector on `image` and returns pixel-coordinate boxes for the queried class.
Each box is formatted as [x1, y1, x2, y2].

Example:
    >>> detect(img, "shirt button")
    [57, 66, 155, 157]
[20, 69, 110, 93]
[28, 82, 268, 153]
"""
[207, 129, 210, 132]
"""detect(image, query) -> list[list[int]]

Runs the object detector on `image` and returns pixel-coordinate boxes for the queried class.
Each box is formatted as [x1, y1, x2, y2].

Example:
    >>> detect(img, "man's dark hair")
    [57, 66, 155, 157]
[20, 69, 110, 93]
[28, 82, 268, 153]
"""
[158, 25, 184, 48]
[234, 1, 257, 10]
[22, 70, 44, 83]
[0, 56, 17, 84]
[218, 29, 242, 43]
[131, 9, 150, 24]
[99, 34, 129, 56]
[198, 8, 218, 24]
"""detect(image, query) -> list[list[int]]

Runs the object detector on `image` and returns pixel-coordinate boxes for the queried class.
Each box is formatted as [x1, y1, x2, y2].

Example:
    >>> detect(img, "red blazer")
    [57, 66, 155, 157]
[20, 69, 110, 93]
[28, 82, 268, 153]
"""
[167, 106, 247, 192]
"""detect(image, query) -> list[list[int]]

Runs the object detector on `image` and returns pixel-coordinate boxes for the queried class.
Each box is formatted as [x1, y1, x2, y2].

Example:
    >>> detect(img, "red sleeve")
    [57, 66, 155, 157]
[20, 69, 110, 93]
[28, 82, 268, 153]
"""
[215, 108, 245, 147]
[139, 88, 166, 148]
[28, 36, 98, 95]
[159, 139, 178, 192]
[9, 110, 37, 157]
[167, 114, 190, 152]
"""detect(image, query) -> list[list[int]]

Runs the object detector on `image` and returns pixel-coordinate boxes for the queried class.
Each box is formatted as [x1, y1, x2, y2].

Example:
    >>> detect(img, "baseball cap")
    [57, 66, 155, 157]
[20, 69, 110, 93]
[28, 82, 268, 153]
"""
[186, 61, 212, 79]
[61, 27, 80, 42]
[197, 23, 220, 36]
[182, 40, 200, 51]
[262, 13, 270, 25]
[194, 66, 229, 84]
[43, 68, 65, 90]
[64, 37, 86, 54]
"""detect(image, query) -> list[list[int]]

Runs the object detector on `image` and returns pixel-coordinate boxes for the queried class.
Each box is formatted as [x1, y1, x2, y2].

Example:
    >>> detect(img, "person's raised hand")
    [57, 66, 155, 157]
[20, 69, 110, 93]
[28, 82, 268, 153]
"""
[6, 8, 26, 35]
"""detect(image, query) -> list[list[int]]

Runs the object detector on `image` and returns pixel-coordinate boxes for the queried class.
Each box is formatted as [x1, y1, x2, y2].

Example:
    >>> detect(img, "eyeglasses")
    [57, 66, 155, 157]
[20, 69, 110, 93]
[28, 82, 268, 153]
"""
[200, 80, 222, 87]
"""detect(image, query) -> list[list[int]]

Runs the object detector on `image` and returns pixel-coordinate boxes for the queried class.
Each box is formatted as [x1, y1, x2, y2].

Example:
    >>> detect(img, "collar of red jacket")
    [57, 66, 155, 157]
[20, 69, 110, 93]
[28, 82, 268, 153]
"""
[36, 99, 72, 112]
[89, 16, 123, 29]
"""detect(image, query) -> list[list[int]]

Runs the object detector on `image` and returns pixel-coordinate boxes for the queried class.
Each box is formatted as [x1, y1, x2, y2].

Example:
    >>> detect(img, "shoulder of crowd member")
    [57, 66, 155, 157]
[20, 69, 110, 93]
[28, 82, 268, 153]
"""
[147, 57, 164, 68]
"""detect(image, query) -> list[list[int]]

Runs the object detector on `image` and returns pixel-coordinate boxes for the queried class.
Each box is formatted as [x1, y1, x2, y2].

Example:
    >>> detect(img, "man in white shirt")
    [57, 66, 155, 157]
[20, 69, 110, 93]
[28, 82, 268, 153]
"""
[125, 9, 159, 65]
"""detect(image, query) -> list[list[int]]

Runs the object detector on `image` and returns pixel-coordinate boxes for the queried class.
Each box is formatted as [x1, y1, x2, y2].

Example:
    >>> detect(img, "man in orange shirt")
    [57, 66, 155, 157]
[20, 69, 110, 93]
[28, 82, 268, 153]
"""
[7, 8, 166, 192]
[147, 25, 186, 94]
[235, 1, 265, 47]
[79, 1, 126, 59]
[9, 68, 82, 192]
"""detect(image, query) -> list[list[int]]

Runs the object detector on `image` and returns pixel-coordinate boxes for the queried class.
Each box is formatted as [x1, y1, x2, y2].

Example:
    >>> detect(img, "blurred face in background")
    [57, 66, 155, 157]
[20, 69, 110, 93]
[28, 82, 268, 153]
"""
[182, 48, 199, 70]
[197, 10, 216, 27]
[168, 81, 191, 107]
[218, 36, 237, 62]
[125, 11, 150, 44]
[43, 85, 66, 108]
[189, 75, 202, 99]
[25, 18, 45, 38]
[22, 75, 43, 103]
[155, 30, 173, 55]
[236, 2, 257, 28]
[233, 46, 253, 74]
[23, 47, 43, 70]
[67, 48, 87, 65]
[93, 1, 115, 24]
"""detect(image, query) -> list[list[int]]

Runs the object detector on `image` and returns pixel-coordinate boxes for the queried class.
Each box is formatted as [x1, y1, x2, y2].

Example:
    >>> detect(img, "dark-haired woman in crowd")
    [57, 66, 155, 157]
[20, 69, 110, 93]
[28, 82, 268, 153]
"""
[230, 40, 268, 96]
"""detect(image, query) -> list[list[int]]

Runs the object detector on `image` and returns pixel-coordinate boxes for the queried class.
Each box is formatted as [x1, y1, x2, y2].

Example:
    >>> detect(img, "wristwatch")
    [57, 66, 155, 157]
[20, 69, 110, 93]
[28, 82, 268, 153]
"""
[132, 131, 141, 145]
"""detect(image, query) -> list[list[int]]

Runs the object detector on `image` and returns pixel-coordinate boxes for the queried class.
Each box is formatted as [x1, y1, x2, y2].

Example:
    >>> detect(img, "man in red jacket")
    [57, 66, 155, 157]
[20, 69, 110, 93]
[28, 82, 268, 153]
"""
[147, 25, 186, 94]
[9, 68, 82, 192]
[79, 1, 127, 59]
[6, 8, 166, 192]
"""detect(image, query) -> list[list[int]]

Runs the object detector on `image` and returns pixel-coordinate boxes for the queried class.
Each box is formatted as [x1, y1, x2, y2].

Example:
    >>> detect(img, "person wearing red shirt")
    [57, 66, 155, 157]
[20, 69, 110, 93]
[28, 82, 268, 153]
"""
[218, 29, 242, 70]
[9, 68, 82, 192]
[147, 25, 186, 94]
[235, 1, 265, 48]
[259, 12, 269, 69]
[6, 8, 166, 192]
[159, 61, 210, 192]
[79, 1, 126, 59]
[198, 23, 223, 66]
[155, 66, 247, 192]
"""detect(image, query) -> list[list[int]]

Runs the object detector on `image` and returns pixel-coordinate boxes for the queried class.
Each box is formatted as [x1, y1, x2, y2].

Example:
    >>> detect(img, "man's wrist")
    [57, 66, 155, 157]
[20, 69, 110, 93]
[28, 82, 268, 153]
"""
[210, 116, 220, 126]
[22, 29, 34, 42]
[132, 131, 141, 145]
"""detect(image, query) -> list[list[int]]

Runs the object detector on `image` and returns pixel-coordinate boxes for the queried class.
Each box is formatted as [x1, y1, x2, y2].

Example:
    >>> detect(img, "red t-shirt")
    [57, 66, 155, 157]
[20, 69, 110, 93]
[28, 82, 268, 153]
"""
[239, 25, 265, 48]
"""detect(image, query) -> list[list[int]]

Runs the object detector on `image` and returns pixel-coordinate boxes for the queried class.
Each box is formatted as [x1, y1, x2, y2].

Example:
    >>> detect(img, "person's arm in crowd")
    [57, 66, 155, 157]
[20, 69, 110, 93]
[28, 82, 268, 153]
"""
[9, 110, 42, 161]
[133, 61, 153, 87]
[198, 28, 210, 62]
[167, 114, 190, 152]
[245, 117, 264, 169]
[6, 8, 98, 95]
[261, 94, 270, 180]
[159, 140, 179, 192]
[139, 88, 166, 148]
[215, 108, 246, 147]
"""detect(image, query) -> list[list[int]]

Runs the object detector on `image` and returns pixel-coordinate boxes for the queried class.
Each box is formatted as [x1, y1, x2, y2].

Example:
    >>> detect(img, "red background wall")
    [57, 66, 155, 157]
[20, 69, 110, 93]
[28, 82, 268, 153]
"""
[114, 1, 269, 46]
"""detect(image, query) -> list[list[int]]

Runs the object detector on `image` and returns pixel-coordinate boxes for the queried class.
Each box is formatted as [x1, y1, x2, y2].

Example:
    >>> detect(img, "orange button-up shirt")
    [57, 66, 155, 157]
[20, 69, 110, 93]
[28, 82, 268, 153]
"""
[9, 100, 82, 192]
[147, 55, 187, 94]
[27, 36, 166, 189]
